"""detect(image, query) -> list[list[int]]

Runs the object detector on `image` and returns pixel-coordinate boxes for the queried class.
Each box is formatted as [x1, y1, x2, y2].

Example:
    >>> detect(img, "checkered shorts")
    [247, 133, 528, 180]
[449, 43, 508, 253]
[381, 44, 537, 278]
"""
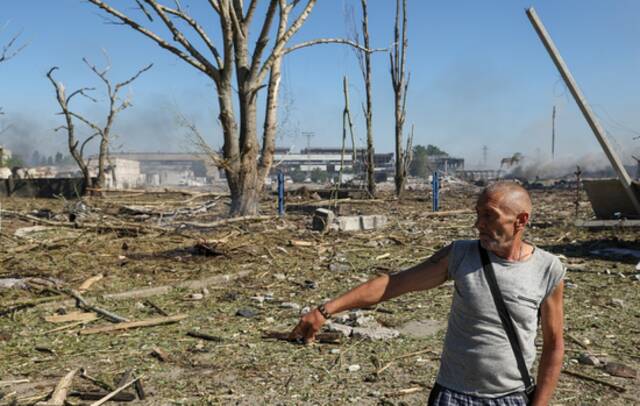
[428, 383, 528, 406]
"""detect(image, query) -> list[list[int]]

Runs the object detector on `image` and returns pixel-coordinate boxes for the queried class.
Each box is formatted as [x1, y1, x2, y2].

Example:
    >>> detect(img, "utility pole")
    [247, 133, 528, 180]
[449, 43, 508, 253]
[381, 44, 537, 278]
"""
[301, 131, 315, 155]
[551, 105, 556, 160]
[482, 145, 488, 168]
[526, 7, 640, 215]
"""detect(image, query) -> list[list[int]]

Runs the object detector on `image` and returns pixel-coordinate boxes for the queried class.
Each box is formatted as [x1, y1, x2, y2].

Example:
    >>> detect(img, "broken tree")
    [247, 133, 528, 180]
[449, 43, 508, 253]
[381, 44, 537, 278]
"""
[46, 58, 151, 195]
[86, 0, 380, 215]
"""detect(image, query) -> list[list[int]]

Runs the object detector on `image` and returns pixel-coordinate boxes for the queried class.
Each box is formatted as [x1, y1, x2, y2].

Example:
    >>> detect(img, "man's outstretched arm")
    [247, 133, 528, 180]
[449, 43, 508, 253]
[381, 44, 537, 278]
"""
[533, 281, 564, 406]
[289, 244, 451, 343]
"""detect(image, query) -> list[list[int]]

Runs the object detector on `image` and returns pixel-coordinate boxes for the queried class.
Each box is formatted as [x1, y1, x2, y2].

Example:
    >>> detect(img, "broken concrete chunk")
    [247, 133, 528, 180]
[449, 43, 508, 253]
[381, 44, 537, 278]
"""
[608, 298, 624, 308]
[351, 326, 400, 341]
[325, 322, 353, 338]
[347, 364, 361, 372]
[398, 319, 446, 339]
[312, 208, 335, 232]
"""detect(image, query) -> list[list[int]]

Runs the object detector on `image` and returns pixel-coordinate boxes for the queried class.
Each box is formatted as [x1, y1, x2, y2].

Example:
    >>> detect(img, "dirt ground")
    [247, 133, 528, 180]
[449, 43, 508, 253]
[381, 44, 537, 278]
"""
[1, 184, 639, 405]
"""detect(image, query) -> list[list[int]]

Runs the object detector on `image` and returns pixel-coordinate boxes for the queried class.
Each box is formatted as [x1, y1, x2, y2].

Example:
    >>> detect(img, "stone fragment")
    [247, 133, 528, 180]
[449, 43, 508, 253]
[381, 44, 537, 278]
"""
[347, 364, 361, 372]
[351, 326, 400, 341]
[398, 319, 446, 339]
[236, 308, 256, 318]
[608, 298, 624, 308]
[578, 353, 600, 366]
[325, 322, 353, 338]
[280, 302, 301, 310]
[190, 293, 204, 301]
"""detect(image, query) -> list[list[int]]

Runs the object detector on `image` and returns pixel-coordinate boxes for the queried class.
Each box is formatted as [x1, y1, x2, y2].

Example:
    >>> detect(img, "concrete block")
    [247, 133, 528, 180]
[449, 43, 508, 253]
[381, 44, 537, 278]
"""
[337, 216, 361, 232]
[312, 208, 335, 231]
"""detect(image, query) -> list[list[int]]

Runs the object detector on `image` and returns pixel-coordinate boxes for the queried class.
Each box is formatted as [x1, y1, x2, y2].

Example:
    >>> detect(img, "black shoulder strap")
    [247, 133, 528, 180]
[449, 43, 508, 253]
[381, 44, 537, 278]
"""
[478, 241, 534, 390]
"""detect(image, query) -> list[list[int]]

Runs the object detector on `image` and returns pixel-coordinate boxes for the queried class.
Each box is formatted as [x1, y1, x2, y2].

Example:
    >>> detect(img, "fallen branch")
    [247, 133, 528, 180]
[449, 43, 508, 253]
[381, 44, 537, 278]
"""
[45, 311, 97, 324]
[176, 215, 272, 229]
[63, 289, 129, 323]
[1, 295, 65, 317]
[562, 369, 626, 392]
[376, 348, 438, 375]
[187, 331, 224, 342]
[0, 378, 30, 386]
[35, 368, 78, 406]
[89, 375, 142, 406]
[79, 314, 187, 335]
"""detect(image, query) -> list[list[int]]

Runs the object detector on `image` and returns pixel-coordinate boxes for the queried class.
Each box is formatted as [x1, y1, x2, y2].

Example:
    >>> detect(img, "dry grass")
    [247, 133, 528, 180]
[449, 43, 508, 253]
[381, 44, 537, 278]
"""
[1, 187, 638, 405]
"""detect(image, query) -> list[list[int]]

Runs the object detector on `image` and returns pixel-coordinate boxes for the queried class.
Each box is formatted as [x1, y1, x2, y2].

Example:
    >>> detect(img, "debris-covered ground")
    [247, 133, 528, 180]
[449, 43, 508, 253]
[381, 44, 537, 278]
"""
[1, 184, 639, 405]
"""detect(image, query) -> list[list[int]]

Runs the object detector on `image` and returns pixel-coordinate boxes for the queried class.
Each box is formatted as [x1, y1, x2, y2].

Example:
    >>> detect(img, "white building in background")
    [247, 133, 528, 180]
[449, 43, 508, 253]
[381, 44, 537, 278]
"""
[87, 157, 145, 189]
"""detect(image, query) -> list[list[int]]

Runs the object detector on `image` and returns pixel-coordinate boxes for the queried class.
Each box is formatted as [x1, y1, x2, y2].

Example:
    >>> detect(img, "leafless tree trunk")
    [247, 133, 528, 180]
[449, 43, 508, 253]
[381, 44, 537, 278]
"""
[352, 0, 376, 197]
[46, 59, 151, 195]
[46, 68, 95, 194]
[390, 0, 409, 198]
[86, 0, 380, 216]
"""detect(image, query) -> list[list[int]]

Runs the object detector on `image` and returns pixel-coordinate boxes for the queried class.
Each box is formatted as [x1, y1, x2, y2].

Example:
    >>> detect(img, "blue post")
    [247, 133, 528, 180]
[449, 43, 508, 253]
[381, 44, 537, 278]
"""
[432, 171, 440, 212]
[277, 172, 285, 216]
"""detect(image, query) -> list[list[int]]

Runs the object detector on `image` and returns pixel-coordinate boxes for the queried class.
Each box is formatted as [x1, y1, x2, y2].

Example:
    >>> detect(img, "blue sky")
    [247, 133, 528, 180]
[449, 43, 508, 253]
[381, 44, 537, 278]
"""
[1, 0, 640, 170]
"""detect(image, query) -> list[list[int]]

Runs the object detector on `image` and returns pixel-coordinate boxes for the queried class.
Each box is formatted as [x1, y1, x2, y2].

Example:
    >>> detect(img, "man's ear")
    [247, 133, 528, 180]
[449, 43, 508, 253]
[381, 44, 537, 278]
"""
[515, 212, 529, 231]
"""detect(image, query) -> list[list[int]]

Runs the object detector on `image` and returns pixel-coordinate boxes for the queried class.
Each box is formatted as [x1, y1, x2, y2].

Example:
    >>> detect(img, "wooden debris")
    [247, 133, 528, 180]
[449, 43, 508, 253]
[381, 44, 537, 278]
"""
[177, 214, 272, 229]
[77, 274, 104, 293]
[89, 375, 142, 406]
[78, 368, 113, 392]
[35, 368, 78, 406]
[1, 295, 65, 317]
[187, 330, 224, 342]
[376, 348, 438, 375]
[143, 299, 168, 316]
[562, 369, 626, 392]
[150, 347, 171, 362]
[44, 320, 93, 335]
[263, 331, 341, 344]
[386, 386, 424, 396]
[79, 314, 187, 335]
[63, 289, 129, 323]
[69, 391, 135, 401]
[375, 253, 391, 260]
[45, 311, 97, 324]
[133, 376, 145, 400]
[288, 239, 314, 247]
[0, 378, 30, 386]
[605, 362, 638, 379]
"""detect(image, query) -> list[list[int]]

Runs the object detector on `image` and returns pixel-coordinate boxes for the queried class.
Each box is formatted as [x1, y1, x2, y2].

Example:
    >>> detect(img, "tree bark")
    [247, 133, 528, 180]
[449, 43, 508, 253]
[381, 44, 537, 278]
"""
[390, 0, 408, 198]
[361, 0, 376, 197]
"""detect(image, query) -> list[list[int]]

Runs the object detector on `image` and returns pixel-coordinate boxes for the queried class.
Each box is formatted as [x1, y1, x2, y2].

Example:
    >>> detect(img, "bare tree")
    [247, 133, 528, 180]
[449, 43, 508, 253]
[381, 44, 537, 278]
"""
[0, 23, 26, 116]
[86, 0, 381, 216]
[46, 59, 152, 195]
[390, 0, 410, 197]
[349, 0, 375, 197]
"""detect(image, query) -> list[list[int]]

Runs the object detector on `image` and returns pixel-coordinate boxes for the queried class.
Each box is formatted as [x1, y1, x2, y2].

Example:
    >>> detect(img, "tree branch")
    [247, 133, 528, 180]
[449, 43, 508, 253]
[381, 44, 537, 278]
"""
[86, 0, 217, 79]
[158, 4, 224, 68]
[283, 38, 386, 56]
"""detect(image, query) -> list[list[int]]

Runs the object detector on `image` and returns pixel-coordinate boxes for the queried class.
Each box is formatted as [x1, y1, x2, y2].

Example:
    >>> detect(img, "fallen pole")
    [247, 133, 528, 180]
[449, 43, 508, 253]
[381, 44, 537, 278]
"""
[526, 7, 640, 215]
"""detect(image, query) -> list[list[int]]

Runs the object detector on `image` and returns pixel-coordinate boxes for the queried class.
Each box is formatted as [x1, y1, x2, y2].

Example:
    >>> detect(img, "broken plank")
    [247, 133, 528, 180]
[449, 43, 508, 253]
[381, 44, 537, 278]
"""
[79, 314, 187, 335]
[77, 274, 104, 293]
[45, 312, 97, 324]
[562, 369, 626, 392]
[35, 368, 78, 406]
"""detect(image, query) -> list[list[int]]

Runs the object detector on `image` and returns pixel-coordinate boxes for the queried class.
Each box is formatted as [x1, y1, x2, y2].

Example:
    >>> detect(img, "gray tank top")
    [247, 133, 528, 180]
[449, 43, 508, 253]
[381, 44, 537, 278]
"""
[436, 239, 565, 397]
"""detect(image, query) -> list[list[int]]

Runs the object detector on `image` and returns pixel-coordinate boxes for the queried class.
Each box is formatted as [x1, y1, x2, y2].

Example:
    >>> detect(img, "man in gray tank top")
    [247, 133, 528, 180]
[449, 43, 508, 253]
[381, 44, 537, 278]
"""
[291, 182, 565, 405]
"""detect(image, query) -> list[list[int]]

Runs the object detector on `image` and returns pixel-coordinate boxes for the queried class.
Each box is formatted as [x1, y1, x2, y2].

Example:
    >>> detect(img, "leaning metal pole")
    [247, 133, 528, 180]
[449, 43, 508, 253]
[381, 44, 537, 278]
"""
[526, 7, 640, 215]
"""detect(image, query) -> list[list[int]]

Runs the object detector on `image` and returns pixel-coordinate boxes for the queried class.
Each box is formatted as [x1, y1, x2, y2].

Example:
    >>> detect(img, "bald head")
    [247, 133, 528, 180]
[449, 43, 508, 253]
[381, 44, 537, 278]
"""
[479, 182, 532, 217]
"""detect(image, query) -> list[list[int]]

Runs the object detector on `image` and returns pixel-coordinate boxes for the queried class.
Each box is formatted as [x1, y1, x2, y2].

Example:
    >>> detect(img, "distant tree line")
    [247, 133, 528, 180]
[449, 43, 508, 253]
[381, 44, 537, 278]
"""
[409, 144, 448, 179]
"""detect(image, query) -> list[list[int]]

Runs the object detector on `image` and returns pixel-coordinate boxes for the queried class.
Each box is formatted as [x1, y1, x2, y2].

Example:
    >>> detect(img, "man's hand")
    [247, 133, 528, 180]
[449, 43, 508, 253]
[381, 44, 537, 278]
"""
[288, 308, 326, 344]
